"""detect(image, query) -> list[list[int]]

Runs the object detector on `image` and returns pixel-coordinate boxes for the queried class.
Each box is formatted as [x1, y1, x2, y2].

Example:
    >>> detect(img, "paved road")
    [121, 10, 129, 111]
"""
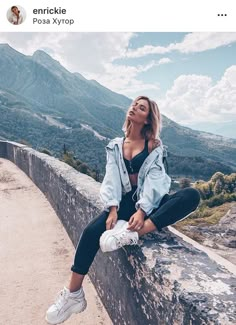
[0, 158, 112, 325]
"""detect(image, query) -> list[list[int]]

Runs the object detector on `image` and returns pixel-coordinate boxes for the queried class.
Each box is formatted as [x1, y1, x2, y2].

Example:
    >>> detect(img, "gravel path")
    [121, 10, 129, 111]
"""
[0, 158, 112, 325]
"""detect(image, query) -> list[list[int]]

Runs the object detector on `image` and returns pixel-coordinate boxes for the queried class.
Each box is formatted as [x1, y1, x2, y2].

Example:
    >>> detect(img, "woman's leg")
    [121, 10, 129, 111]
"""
[68, 188, 137, 292]
[138, 187, 200, 237]
[69, 210, 109, 291]
[69, 273, 85, 293]
[46, 212, 109, 322]
[70, 211, 109, 275]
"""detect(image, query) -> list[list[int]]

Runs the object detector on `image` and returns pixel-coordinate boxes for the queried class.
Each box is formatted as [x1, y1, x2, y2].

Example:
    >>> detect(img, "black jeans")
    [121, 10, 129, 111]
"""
[71, 187, 200, 275]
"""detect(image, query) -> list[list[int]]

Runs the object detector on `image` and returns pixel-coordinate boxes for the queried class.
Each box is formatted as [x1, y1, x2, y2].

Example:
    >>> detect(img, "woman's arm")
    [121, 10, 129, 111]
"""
[135, 153, 171, 216]
[100, 146, 122, 212]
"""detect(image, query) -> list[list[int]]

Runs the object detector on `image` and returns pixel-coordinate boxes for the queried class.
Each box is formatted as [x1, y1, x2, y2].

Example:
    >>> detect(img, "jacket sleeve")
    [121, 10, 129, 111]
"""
[9, 15, 14, 24]
[135, 154, 171, 216]
[99, 146, 122, 212]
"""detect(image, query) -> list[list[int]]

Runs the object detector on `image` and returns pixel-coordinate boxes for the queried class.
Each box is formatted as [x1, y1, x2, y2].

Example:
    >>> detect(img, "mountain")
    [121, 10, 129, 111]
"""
[183, 121, 236, 139]
[0, 88, 107, 168]
[161, 117, 236, 168]
[32, 49, 129, 109]
[0, 43, 236, 176]
[0, 44, 130, 136]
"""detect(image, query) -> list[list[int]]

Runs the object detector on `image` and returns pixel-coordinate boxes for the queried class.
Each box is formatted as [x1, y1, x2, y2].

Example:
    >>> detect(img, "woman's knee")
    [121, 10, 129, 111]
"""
[81, 212, 107, 240]
[81, 224, 94, 240]
[181, 187, 201, 207]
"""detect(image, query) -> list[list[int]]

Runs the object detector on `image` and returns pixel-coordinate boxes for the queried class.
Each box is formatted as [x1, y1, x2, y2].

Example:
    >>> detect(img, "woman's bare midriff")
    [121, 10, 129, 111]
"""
[129, 173, 138, 186]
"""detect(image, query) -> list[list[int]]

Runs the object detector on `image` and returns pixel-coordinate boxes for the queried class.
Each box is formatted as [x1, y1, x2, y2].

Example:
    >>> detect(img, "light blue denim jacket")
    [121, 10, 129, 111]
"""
[100, 137, 171, 216]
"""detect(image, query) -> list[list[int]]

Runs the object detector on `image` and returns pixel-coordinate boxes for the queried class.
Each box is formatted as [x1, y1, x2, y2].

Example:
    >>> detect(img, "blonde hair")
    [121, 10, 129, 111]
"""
[122, 96, 162, 144]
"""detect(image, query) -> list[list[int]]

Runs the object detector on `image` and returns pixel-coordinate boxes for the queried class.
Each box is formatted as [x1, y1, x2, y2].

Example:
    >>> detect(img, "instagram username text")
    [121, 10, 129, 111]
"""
[33, 7, 75, 25]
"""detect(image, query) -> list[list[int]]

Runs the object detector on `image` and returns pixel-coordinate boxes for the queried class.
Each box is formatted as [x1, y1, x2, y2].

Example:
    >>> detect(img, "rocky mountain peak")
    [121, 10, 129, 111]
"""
[32, 50, 62, 69]
[0, 43, 24, 58]
[32, 49, 52, 60]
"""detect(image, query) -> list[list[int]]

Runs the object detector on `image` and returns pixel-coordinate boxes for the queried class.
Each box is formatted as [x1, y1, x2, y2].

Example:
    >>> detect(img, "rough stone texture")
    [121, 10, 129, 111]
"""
[1, 140, 236, 325]
[182, 205, 236, 264]
[0, 139, 6, 157]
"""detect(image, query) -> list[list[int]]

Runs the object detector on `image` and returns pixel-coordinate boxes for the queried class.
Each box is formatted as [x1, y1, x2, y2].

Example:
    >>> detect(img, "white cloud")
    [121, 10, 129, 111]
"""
[0, 32, 67, 58]
[3, 33, 235, 63]
[125, 44, 169, 58]
[0, 32, 133, 74]
[84, 61, 160, 95]
[84, 57, 172, 96]
[173, 33, 236, 54]
[158, 58, 172, 64]
[158, 65, 236, 124]
[125, 33, 236, 58]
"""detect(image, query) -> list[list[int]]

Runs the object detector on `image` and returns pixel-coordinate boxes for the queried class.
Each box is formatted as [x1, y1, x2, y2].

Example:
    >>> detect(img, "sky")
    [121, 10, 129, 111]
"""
[0, 32, 236, 132]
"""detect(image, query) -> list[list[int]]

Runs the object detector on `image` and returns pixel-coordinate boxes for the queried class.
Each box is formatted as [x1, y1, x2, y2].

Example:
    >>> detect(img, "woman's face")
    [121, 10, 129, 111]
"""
[12, 7, 19, 15]
[127, 98, 150, 126]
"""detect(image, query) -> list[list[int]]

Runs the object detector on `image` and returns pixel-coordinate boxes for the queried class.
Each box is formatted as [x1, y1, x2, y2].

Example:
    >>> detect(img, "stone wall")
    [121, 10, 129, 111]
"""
[1, 140, 236, 325]
[0, 140, 6, 158]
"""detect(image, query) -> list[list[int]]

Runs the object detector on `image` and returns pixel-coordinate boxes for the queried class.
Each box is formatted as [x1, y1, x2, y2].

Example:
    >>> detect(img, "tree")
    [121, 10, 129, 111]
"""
[195, 182, 212, 200]
[179, 178, 191, 189]
[62, 151, 77, 169]
[213, 179, 222, 195]
[63, 143, 67, 154]
[40, 148, 52, 156]
[18, 139, 32, 147]
[94, 164, 100, 182]
[77, 163, 90, 174]
[211, 172, 224, 184]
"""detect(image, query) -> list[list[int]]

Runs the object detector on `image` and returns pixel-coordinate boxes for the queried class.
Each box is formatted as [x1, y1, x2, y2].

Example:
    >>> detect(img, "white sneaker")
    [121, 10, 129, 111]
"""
[100, 219, 127, 243]
[45, 286, 87, 324]
[100, 221, 139, 252]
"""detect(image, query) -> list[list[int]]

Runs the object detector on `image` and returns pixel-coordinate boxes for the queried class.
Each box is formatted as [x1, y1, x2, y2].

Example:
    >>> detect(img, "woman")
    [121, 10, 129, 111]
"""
[46, 96, 200, 324]
[9, 6, 23, 25]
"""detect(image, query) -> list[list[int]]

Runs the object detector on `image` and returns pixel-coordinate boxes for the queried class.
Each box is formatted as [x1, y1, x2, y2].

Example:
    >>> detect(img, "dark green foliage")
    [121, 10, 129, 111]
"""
[204, 193, 236, 208]
[0, 103, 107, 172]
[194, 172, 236, 207]
[179, 178, 191, 189]
[77, 163, 90, 174]
[61, 150, 97, 180]
[168, 152, 233, 180]
[40, 148, 52, 156]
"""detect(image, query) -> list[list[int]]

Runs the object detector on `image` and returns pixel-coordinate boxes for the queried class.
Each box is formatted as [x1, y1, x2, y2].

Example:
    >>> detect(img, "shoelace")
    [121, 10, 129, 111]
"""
[117, 231, 138, 248]
[54, 289, 68, 309]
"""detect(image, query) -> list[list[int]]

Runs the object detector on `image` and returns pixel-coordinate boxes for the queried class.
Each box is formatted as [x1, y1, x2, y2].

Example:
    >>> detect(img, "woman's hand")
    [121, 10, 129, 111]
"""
[127, 210, 145, 231]
[106, 208, 118, 230]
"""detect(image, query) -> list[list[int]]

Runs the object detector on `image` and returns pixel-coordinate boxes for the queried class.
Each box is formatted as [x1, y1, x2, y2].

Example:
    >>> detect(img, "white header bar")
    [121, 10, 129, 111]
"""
[1, 0, 236, 32]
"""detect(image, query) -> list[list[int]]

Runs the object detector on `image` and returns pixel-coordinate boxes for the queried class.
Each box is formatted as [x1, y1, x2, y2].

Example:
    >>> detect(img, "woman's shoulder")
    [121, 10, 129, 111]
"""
[147, 138, 161, 153]
[106, 137, 124, 149]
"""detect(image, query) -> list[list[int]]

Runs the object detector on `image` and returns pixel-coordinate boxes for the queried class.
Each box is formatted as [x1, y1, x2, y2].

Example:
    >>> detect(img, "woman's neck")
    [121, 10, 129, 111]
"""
[126, 125, 144, 141]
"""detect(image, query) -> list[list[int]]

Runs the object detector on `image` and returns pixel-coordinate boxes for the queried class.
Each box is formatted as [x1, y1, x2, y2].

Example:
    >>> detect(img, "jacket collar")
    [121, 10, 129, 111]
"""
[106, 137, 124, 149]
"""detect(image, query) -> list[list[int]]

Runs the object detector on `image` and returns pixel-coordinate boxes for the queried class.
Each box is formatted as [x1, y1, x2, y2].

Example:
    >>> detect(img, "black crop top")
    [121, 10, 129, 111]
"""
[123, 139, 149, 174]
